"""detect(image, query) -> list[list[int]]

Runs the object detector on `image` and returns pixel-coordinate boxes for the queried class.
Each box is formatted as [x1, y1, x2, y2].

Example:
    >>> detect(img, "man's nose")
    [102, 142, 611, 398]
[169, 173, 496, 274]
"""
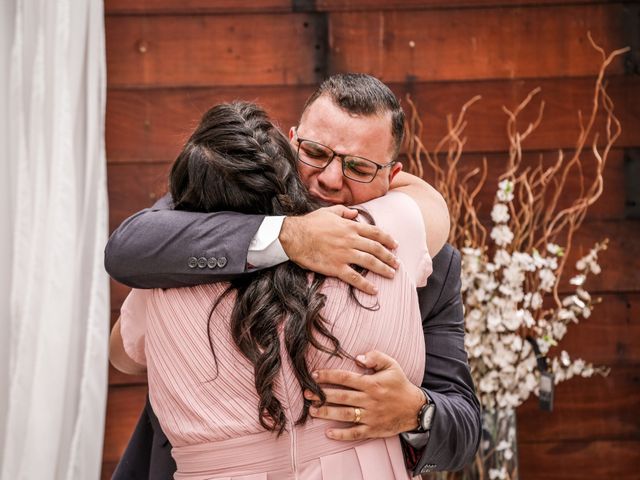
[317, 156, 344, 191]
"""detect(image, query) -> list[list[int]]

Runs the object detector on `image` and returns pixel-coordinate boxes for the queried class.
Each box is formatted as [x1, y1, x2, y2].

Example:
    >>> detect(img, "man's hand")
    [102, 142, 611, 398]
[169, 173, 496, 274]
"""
[304, 350, 426, 440]
[279, 206, 399, 295]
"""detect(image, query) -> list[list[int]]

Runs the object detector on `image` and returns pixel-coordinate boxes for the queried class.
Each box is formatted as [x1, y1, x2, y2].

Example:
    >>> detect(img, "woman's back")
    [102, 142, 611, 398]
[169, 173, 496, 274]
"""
[120, 191, 430, 479]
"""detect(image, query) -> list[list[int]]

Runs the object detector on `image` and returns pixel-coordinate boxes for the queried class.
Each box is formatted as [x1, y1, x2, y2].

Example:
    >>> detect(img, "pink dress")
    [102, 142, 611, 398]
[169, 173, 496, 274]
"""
[120, 191, 432, 480]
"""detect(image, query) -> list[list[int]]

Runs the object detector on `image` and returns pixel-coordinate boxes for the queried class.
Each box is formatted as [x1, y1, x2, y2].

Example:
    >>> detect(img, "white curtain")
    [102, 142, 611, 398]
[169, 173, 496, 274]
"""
[0, 0, 110, 478]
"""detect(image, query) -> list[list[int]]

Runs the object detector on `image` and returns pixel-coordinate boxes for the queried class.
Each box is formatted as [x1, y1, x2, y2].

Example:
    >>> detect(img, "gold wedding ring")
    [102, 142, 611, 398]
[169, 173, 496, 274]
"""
[353, 407, 362, 424]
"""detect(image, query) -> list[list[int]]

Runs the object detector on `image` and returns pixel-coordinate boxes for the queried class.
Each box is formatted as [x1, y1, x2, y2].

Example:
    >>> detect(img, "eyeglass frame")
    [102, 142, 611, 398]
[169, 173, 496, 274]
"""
[293, 128, 398, 184]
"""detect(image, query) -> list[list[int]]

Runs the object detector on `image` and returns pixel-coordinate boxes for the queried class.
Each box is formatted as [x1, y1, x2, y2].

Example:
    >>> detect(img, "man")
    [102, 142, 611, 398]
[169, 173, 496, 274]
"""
[106, 73, 481, 478]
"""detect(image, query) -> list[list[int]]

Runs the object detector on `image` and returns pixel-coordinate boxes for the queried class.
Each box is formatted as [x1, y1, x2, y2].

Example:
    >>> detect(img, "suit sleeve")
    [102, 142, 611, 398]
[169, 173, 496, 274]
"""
[407, 246, 482, 475]
[104, 195, 265, 288]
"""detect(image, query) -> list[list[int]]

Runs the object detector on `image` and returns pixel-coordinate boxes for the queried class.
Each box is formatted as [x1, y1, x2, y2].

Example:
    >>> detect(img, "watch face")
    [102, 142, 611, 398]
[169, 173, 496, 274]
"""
[420, 403, 435, 431]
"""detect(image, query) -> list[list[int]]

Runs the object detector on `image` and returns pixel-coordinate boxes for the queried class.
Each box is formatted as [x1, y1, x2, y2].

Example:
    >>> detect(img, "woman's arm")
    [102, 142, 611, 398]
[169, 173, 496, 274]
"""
[109, 317, 147, 376]
[390, 172, 450, 256]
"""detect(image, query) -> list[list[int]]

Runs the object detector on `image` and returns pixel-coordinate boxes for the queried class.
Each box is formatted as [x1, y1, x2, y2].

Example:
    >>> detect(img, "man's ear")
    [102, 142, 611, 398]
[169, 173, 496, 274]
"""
[389, 161, 403, 183]
[288, 126, 296, 141]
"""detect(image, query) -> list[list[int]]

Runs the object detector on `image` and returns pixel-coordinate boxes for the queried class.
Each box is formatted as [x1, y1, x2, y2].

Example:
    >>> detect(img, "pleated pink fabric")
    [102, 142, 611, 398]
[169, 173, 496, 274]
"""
[120, 192, 431, 480]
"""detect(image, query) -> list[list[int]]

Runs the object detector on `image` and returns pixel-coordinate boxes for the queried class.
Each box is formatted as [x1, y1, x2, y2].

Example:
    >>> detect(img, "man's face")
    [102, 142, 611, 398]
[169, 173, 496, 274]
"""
[289, 95, 402, 206]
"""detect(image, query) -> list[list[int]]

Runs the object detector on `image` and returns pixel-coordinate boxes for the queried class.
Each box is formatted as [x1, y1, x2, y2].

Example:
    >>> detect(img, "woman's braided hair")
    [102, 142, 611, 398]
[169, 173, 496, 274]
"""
[169, 102, 350, 434]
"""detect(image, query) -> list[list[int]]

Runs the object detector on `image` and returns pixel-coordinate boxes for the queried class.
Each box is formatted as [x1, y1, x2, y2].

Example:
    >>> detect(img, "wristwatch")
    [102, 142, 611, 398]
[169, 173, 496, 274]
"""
[416, 388, 435, 433]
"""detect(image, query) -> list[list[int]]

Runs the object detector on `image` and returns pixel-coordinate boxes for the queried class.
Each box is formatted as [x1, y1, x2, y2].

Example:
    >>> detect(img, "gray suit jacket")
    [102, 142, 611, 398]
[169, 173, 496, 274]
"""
[106, 197, 480, 477]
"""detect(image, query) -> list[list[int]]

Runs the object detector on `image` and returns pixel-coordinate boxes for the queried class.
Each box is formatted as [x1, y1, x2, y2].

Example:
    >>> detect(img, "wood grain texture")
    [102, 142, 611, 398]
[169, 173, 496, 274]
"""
[105, 0, 293, 15]
[106, 85, 313, 162]
[315, 0, 612, 11]
[106, 14, 327, 87]
[550, 293, 640, 366]
[517, 366, 640, 443]
[104, 0, 613, 15]
[395, 76, 640, 155]
[106, 76, 640, 162]
[328, 4, 627, 82]
[566, 220, 640, 294]
[518, 439, 640, 480]
[106, 162, 170, 232]
[106, 4, 630, 87]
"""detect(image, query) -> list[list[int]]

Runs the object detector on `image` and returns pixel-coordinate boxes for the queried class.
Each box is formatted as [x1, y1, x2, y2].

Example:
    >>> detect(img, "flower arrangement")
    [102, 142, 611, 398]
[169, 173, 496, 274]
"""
[406, 36, 629, 479]
[460, 194, 609, 412]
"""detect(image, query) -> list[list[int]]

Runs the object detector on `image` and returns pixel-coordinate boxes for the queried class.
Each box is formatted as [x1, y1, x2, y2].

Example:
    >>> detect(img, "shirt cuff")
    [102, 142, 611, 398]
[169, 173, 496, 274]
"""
[246, 216, 289, 269]
[400, 430, 430, 450]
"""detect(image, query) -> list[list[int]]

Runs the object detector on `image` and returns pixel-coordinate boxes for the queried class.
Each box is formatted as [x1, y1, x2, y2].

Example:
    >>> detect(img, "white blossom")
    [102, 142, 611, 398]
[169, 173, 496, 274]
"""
[496, 440, 511, 451]
[570, 274, 586, 286]
[552, 322, 568, 340]
[503, 311, 523, 331]
[512, 252, 535, 271]
[491, 203, 510, 223]
[497, 179, 515, 202]
[537, 337, 551, 355]
[503, 264, 525, 286]
[546, 243, 564, 256]
[530, 292, 543, 309]
[491, 225, 514, 246]
[576, 288, 591, 302]
[494, 249, 511, 267]
[489, 467, 508, 480]
[487, 311, 503, 332]
[557, 309, 577, 322]
[539, 268, 556, 291]
[521, 310, 535, 328]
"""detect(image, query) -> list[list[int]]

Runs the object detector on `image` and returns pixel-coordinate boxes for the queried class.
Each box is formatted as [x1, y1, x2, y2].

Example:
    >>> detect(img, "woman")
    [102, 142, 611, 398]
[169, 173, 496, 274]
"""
[110, 102, 433, 479]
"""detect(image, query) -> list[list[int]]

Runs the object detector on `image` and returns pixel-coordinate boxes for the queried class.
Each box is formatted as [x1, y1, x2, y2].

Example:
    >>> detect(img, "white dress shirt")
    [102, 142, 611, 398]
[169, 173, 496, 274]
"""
[246, 216, 289, 269]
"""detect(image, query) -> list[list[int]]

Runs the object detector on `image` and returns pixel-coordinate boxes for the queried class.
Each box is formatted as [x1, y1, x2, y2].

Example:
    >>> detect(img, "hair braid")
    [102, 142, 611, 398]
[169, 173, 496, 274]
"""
[171, 101, 367, 434]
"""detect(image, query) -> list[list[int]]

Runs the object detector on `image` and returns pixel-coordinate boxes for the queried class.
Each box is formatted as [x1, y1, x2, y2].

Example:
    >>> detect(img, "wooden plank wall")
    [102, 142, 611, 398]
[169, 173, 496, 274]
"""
[103, 1, 640, 478]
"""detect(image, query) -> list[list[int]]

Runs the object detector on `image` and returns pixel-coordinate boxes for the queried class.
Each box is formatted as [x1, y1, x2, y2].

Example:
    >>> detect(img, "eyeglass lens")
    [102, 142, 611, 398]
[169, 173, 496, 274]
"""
[298, 140, 378, 181]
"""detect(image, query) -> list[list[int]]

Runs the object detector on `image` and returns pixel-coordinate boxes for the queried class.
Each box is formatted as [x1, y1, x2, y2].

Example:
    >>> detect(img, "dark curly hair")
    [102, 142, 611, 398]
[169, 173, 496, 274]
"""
[169, 102, 354, 434]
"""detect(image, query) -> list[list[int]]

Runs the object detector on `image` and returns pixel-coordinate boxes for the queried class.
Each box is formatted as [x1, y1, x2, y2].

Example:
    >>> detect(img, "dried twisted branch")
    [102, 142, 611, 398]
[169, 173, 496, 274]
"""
[406, 36, 629, 307]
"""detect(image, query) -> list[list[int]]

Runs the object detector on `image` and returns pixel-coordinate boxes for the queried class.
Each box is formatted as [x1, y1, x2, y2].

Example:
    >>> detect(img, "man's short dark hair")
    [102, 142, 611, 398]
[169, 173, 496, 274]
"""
[301, 73, 405, 159]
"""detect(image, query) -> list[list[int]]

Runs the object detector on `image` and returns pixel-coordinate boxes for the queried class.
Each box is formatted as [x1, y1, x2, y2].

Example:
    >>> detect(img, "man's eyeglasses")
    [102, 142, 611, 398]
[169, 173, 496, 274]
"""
[294, 130, 396, 184]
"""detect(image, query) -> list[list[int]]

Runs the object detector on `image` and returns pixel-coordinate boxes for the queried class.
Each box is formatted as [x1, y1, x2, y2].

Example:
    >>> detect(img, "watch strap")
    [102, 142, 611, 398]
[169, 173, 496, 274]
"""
[416, 388, 435, 433]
